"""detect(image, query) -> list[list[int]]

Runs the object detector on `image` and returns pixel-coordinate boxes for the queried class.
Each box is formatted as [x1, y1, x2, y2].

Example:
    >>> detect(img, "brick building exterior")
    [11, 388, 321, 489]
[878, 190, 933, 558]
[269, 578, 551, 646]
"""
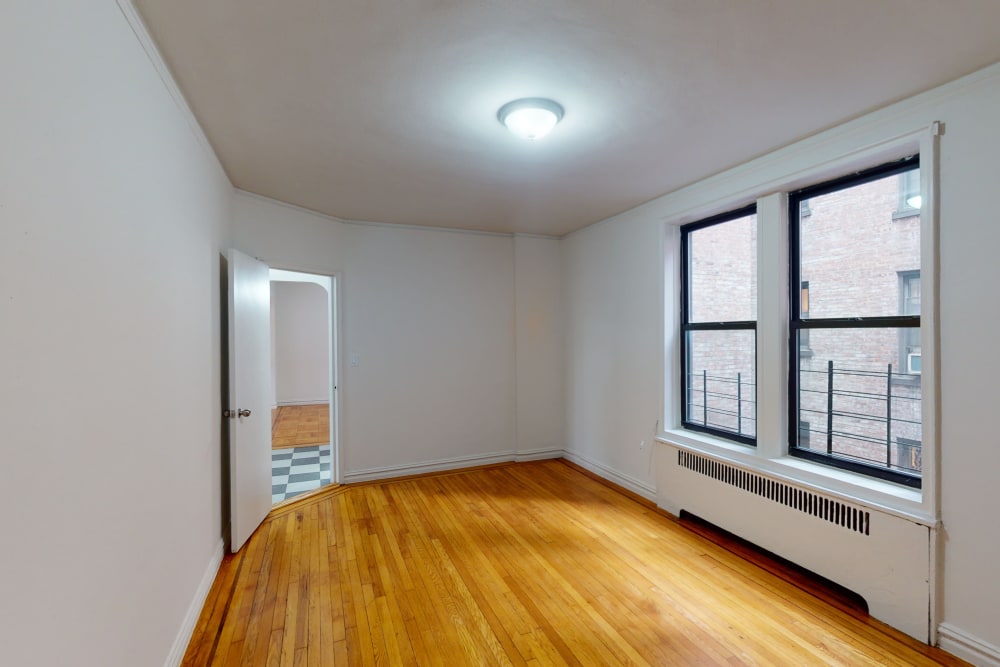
[686, 168, 922, 475]
[686, 214, 758, 437]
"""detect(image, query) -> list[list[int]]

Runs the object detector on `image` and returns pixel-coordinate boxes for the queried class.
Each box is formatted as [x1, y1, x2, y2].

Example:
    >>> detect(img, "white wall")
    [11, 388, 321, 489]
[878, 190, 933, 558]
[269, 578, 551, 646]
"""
[270, 294, 278, 409]
[562, 63, 1000, 658]
[514, 236, 565, 457]
[271, 281, 330, 405]
[563, 217, 662, 496]
[0, 2, 231, 666]
[933, 71, 1000, 660]
[233, 193, 519, 479]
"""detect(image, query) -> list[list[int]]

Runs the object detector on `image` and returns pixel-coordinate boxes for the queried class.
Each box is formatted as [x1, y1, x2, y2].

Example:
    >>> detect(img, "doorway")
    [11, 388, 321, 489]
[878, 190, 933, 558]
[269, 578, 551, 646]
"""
[268, 268, 338, 504]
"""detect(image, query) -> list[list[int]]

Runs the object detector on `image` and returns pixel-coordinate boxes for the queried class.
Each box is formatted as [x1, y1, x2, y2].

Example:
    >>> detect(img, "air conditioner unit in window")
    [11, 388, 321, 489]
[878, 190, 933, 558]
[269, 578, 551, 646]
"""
[907, 352, 922, 375]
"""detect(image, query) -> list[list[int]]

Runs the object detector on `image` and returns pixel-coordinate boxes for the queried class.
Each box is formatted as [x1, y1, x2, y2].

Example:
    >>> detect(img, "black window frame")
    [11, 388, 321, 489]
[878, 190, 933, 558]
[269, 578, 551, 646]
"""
[788, 155, 921, 488]
[680, 204, 758, 446]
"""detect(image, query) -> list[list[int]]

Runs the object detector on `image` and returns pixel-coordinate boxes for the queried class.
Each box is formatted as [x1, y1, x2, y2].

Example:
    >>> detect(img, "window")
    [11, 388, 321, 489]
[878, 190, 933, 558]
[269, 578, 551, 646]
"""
[799, 281, 811, 354]
[789, 156, 921, 488]
[799, 200, 812, 220]
[899, 271, 921, 375]
[799, 419, 811, 447]
[680, 205, 757, 445]
[894, 168, 921, 219]
[897, 437, 922, 473]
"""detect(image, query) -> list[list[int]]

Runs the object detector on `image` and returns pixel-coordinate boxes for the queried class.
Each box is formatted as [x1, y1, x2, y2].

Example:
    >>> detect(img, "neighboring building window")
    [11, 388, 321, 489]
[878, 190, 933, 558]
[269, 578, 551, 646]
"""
[799, 200, 812, 220]
[800, 281, 811, 354]
[789, 156, 921, 488]
[680, 205, 757, 445]
[799, 419, 812, 447]
[894, 168, 921, 219]
[899, 271, 921, 375]
[897, 437, 922, 473]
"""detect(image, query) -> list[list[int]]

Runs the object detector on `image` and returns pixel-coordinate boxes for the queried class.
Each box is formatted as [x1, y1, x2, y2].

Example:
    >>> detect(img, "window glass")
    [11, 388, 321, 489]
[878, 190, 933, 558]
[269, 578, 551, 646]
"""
[688, 214, 757, 323]
[686, 329, 757, 438]
[899, 271, 921, 373]
[799, 170, 919, 320]
[796, 328, 921, 474]
[681, 206, 757, 445]
[790, 158, 921, 487]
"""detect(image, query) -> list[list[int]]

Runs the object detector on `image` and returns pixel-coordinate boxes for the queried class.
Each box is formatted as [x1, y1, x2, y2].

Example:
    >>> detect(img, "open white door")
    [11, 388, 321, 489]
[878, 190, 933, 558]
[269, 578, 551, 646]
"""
[227, 249, 272, 552]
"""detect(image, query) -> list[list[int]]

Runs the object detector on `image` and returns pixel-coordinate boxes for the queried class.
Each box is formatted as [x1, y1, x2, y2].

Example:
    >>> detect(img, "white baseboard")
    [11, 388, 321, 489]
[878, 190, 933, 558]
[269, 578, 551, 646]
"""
[514, 447, 564, 462]
[341, 448, 656, 504]
[938, 623, 1000, 667]
[276, 399, 328, 407]
[342, 450, 517, 484]
[163, 538, 225, 667]
[561, 449, 657, 501]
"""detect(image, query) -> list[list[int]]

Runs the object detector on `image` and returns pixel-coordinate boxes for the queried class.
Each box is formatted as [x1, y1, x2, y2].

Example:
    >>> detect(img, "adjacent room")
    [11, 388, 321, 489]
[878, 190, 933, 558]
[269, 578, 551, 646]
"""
[4, 1, 1000, 666]
[268, 269, 335, 504]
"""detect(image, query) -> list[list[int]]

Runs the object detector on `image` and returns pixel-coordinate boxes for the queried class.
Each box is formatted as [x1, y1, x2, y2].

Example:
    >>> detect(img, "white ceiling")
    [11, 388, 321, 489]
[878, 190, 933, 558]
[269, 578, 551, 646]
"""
[134, 0, 1000, 237]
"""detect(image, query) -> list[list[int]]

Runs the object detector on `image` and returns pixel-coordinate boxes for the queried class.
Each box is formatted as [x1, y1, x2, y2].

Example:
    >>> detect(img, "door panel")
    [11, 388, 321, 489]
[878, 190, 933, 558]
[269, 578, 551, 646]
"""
[227, 249, 272, 552]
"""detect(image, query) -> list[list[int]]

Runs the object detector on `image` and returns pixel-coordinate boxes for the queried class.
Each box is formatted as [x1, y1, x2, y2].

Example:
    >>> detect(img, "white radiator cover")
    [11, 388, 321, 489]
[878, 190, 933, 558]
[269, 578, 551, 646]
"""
[656, 445, 930, 642]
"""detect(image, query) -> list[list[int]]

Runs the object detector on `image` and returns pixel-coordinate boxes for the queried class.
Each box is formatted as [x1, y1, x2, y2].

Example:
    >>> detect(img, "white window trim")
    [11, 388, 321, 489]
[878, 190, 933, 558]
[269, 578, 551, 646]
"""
[660, 123, 940, 523]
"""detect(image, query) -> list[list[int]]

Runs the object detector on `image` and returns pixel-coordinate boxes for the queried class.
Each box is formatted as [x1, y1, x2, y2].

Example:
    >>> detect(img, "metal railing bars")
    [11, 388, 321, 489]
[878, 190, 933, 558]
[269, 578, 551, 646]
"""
[685, 362, 920, 473]
[687, 405, 757, 421]
[797, 360, 922, 475]
[685, 373, 756, 386]
[801, 367, 920, 382]
[829, 430, 888, 446]
[797, 406, 921, 428]
[696, 389, 753, 402]
[801, 387, 920, 402]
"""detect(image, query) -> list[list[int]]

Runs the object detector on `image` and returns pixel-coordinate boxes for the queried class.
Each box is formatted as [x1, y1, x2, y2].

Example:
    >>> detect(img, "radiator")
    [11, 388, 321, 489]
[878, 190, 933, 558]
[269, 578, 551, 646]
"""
[656, 446, 930, 642]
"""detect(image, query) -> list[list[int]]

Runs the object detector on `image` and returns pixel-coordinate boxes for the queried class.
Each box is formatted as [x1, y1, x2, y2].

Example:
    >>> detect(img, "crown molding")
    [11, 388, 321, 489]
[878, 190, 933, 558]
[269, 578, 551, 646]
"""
[234, 189, 527, 239]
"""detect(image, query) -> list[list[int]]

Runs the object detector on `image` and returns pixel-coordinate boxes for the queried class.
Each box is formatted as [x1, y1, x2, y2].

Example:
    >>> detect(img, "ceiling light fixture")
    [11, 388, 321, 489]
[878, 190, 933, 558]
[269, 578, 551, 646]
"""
[497, 98, 564, 140]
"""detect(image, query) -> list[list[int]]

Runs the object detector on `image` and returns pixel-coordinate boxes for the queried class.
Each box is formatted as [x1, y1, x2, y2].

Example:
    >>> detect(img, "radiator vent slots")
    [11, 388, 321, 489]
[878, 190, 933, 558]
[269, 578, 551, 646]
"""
[678, 451, 870, 536]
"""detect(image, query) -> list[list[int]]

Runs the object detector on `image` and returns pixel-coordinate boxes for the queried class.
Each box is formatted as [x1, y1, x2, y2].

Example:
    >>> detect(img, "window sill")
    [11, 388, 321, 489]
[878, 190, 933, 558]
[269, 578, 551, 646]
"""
[657, 429, 934, 527]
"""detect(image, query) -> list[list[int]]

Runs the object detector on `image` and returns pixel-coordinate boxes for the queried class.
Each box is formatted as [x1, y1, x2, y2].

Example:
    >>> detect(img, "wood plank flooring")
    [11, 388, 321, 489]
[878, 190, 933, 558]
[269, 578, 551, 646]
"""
[183, 460, 965, 666]
[272, 404, 330, 449]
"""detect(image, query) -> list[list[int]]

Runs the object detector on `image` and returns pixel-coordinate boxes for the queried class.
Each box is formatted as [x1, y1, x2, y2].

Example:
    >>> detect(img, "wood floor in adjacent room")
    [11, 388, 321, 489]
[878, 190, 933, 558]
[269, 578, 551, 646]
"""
[271, 404, 330, 449]
[184, 460, 964, 666]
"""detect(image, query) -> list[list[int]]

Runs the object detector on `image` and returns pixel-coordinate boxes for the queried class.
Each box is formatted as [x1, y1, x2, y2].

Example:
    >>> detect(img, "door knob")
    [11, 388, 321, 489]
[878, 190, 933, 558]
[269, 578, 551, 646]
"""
[238, 409, 252, 418]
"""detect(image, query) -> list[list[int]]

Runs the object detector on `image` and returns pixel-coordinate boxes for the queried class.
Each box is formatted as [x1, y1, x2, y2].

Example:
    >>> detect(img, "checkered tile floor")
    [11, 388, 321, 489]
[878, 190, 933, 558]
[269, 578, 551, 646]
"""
[272, 445, 331, 504]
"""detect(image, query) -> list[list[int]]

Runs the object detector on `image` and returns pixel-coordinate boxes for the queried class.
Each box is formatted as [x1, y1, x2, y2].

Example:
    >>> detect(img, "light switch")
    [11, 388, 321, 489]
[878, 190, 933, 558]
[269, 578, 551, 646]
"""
[350, 354, 360, 367]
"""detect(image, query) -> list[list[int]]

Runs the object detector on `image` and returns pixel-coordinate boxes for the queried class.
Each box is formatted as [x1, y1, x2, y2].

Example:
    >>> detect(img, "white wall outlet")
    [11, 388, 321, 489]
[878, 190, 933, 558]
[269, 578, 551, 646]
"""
[350, 354, 360, 367]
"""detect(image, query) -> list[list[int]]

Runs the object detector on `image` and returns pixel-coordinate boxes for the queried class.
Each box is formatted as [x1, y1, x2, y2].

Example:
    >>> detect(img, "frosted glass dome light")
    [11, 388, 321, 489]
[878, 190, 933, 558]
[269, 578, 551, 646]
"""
[497, 98, 564, 140]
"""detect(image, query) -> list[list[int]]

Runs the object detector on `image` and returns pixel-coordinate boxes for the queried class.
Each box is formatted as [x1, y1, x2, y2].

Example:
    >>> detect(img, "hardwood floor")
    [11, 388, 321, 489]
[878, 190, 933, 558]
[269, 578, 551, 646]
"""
[272, 404, 330, 449]
[184, 460, 965, 666]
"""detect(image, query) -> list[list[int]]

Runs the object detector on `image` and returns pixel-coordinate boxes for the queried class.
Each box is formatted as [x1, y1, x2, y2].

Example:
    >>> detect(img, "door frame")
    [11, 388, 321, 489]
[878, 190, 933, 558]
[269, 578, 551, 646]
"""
[268, 263, 343, 485]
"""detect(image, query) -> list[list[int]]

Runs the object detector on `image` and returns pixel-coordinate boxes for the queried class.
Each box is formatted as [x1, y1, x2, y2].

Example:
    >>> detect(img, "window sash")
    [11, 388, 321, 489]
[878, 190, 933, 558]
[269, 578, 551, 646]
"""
[788, 156, 922, 488]
[680, 204, 758, 446]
